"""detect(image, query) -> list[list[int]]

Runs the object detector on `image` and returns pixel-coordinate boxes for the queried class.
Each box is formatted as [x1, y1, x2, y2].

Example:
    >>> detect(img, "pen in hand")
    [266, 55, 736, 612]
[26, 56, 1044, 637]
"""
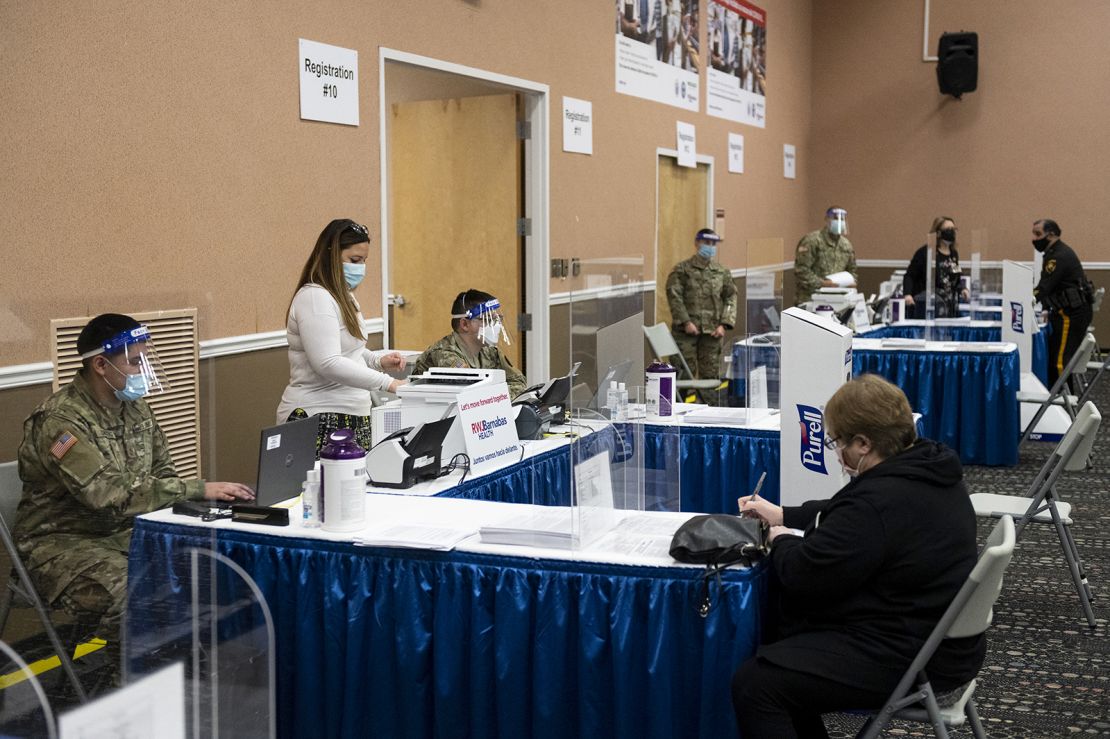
[740, 471, 767, 517]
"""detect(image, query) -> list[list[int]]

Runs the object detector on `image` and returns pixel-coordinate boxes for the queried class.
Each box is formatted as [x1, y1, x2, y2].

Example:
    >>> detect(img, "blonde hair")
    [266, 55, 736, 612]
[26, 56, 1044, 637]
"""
[931, 216, 956, 236]
[288, 219, 369, 340]
[825, 374, 916, 459]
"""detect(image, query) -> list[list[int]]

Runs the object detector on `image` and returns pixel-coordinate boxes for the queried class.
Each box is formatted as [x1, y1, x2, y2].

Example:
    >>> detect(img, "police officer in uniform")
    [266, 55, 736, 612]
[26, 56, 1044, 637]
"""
[1032, 219, 1093, 387]
[413, 289, 527, 399]
[16, 314, 254, 679]
[794, 207, 858, 306]
[665, 228, 738, 386]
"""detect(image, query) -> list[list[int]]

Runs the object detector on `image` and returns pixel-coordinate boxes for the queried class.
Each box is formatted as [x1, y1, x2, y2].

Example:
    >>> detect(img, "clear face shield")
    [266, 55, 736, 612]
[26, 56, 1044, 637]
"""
[826, 208, 849, 237]
[80, 325, 170, 399]
[454, 298, 512, 347]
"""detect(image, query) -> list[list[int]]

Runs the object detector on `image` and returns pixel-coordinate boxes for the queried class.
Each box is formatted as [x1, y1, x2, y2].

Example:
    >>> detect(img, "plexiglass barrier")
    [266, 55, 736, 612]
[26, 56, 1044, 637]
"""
[563, 254, 680, 538]
[0, 639, 57, 738]
[125, 544, 275, 739]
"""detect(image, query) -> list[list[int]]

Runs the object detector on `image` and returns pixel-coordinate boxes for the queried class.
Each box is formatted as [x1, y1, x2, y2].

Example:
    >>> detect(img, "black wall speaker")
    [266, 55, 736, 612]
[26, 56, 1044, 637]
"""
[936, 31, 978, 99]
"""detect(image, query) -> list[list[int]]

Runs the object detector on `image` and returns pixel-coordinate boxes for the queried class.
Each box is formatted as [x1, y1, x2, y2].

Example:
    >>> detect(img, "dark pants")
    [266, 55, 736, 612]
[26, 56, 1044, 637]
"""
[1047, 305, 1092, 388]
[731, 656, 890, 739]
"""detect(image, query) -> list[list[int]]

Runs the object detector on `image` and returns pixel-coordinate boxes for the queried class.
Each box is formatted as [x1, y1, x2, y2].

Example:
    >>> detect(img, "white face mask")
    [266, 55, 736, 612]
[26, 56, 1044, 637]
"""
[479, 323, 502, 346]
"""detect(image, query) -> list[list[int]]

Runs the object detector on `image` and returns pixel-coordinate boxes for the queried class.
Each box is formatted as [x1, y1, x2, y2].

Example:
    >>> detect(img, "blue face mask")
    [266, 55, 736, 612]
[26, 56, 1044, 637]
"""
[343, 263, 366, 290]
[697, 243, 717, 260]
[106, 362, 148, 402]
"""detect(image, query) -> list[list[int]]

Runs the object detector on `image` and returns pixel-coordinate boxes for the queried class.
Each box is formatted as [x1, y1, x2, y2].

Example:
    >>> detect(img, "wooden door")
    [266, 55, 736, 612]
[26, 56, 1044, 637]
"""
[389, 94, 523, 370]
[656, 157, 710, 328]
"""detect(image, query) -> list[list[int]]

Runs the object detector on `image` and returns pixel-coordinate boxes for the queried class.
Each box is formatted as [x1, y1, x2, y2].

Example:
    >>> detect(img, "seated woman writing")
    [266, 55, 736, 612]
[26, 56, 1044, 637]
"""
[732, 374, 982, 739]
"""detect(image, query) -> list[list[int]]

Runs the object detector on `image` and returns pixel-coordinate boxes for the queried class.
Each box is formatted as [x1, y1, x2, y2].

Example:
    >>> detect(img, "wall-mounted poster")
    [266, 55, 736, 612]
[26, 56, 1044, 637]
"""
[615, 0, 700, 111]
[705, 0, 766, 128]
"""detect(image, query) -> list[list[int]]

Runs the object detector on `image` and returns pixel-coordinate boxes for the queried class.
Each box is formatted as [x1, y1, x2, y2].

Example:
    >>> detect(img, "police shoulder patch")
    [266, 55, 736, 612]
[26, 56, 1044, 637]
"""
[1046, 259, 1056, 273]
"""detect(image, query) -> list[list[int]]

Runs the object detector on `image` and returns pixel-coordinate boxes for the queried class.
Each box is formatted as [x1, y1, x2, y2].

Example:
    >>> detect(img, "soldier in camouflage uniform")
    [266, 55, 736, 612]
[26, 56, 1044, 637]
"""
[665, 228, 738, 382]
[413, 289, 527, 398]
[15, 314, 254, 664]
[794, 206, 858, 306]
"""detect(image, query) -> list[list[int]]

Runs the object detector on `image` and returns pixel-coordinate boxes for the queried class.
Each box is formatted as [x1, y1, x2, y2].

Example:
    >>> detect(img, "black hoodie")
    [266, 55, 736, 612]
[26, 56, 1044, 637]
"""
[758, 439, 983, 693]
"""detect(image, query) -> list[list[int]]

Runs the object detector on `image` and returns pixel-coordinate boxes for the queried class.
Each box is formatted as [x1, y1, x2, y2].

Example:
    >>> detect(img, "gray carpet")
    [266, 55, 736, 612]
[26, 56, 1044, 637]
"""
[825, 381, 1110, 737]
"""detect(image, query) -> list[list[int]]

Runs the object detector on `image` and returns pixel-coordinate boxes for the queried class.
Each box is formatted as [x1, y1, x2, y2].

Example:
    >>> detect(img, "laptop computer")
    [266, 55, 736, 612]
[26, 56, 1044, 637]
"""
[255, 415, 320, 506]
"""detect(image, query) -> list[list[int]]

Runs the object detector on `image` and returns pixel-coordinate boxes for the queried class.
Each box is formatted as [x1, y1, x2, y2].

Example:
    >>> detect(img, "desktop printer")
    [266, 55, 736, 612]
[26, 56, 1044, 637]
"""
[366, 415, 456, 488]
[511, 366, 577, 439]
[371, 367, 508, 462]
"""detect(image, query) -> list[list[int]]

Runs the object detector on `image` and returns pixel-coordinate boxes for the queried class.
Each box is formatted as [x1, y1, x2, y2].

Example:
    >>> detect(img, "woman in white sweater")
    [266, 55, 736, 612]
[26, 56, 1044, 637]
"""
[277, 219, 405, 451]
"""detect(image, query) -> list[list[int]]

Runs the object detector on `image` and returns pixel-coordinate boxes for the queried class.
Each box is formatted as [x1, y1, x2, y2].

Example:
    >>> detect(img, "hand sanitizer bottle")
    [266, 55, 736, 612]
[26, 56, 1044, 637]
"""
[616, 383, 629, 422]
[302, 467, 321, 528]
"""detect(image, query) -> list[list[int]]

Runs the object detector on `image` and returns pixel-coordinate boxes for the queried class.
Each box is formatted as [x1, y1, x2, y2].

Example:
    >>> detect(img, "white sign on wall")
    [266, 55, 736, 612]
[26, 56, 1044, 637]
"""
[299, 38, 359, 126]
[456, 382, 521, 475]
[783, 143, 796, 179]
[562, 97, 593, 155]
[676, 121, 697, 168]
[728, 132, 745, 173]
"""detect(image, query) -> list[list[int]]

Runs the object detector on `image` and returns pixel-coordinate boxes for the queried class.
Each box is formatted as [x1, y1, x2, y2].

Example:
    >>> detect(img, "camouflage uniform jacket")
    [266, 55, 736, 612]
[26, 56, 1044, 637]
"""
[794, 228, 858, 305]
[665, 254, 738, 332]
[412, 332, 527, 399]
[15, 371, 204, 602]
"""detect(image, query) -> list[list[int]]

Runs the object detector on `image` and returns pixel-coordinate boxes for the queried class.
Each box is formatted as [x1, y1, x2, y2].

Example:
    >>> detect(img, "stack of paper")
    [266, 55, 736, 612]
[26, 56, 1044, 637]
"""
[355, 525, 476, 551]
[880, 338, 927, 348]
[478, 510, 575, 549]
[682, 407, 765, 426]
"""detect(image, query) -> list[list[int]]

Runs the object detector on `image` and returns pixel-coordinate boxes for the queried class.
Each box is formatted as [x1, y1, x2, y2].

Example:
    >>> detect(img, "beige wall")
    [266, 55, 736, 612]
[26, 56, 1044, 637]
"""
[811, 0, 1110, 264]
[1, 0, 815, 368]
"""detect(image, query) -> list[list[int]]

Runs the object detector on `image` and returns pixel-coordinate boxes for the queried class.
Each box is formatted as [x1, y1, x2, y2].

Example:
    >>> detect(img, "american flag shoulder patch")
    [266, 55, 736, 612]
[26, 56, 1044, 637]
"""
[50, 431, 78, 460]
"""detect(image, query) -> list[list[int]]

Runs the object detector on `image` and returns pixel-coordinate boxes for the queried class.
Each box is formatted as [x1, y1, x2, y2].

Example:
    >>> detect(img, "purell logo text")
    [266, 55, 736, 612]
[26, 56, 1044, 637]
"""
[798, 404, 828, 475]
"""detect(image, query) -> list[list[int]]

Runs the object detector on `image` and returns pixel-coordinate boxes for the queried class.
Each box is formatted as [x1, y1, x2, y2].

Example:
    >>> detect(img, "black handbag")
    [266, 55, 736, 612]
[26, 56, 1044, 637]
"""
[670, 514, 768, 616]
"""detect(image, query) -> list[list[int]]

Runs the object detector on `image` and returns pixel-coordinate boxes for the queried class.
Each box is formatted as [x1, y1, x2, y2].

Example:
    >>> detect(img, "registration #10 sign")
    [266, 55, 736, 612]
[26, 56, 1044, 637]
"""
[456, 383, 521, 475]
[299, 38, 359, 126]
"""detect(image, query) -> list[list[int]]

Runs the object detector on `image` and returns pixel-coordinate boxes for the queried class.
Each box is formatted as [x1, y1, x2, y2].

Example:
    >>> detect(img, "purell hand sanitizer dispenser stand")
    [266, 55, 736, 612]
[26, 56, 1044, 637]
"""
[778, 307, 854, 506]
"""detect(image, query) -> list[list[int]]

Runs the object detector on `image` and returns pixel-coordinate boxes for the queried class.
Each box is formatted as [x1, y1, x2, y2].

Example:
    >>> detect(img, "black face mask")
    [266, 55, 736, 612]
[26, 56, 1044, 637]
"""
[1032, 237, 1050, 252]
[938, 228, 956, 243]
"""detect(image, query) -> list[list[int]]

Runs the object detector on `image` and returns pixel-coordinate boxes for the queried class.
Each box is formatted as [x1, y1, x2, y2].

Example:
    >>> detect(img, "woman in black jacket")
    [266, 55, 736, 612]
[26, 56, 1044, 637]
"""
[731, 374, 981, 739]
[903, 216, 968, 318]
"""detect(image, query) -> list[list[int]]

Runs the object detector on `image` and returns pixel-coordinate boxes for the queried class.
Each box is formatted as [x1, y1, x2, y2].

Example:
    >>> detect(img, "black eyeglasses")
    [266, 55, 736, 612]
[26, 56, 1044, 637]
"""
[822, 436, 841, 451]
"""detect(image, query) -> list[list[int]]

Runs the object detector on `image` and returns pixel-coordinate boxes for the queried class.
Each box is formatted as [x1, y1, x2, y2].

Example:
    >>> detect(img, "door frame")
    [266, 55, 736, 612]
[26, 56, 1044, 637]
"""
[379, 48, 551, 380]
[654, 148, 715, 301]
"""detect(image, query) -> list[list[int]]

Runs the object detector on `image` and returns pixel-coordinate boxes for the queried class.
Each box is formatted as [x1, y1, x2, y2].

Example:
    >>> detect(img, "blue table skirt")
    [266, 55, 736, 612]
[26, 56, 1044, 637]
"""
[852, 348, 1020, 466]
[128, 520, 768, 739]
[864, 324, 1048, 385]
[646, 424, 781, 512]
[437, 425, 781, 512]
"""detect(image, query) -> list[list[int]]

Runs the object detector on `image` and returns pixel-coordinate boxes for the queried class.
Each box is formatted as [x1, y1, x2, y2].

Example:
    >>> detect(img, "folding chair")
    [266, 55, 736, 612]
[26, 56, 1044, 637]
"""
[1078, 334, 1108, 410]
[0, 461, 88, 702]
[971, 401, 1102, 628]
[642, 322, 723, 403]
[854, 516, 1016, 739]
[1019, 332, 1097, 447]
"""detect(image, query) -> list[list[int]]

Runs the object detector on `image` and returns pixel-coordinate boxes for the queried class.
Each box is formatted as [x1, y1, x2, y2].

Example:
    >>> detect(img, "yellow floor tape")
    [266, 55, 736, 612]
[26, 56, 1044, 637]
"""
[0, 638, 107, 689]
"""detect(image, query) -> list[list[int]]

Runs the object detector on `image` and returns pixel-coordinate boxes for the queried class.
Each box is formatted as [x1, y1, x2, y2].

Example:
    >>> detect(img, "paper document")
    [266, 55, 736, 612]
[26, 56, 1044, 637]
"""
[355, 525, 476, 551]
[825, 271, 855, 288]
[479, 509, 575, 548]
[616, 514, 686, 537]
[595, 532, 675, 559]
[682, 407, 768, 426]
[880, 338, 927, 348]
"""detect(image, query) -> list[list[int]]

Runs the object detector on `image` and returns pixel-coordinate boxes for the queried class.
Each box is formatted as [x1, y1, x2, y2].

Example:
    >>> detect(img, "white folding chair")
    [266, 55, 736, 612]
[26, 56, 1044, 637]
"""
[971, 402, 1102, 628]
[642, 322, 723, 403]
[853, 516, 1016, 739]
[0, 461, 88, 701]
[1019, 333, 1097, 447]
